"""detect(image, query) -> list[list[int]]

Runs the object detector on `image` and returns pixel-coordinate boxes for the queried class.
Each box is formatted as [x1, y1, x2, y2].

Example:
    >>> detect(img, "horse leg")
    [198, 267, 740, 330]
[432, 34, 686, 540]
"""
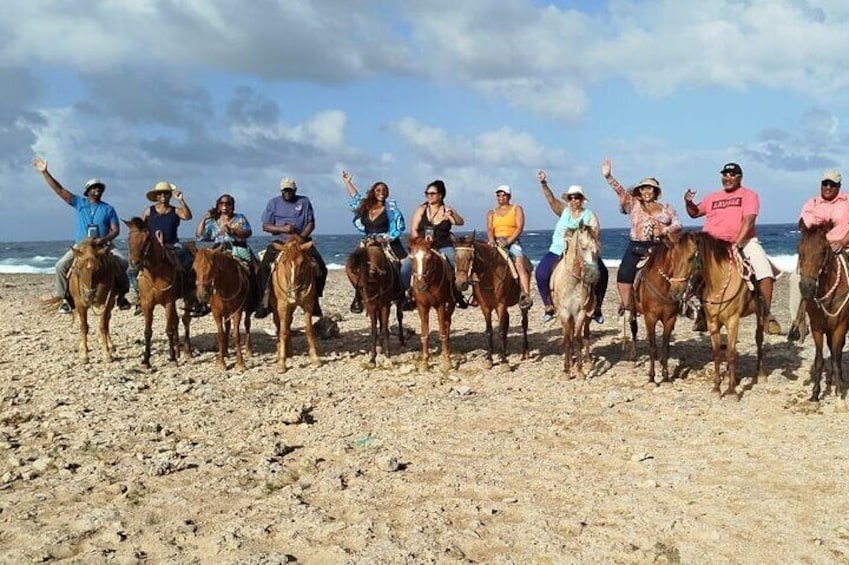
[78, 306, 89, 364]
[645, 313, 659, 385]
[395, 301, 406, 346]
[438, 305, 452, 373]
[166, 302, 180, 366]
[482, 308, 494, 368]
[418, 305, 430, 373]
[708, 321, 724, 396]
[180, 308, 193, 359]
[830, 325, 848, 398]
[659, 314, 675, 383]
[276, 305, 291, 372]
[304, 305, 321, 368]
[562, 321, 573, 378]
[100, 305, 113, 363]
[498, 305, 510, 364]
[213, 309, 227, 371]
[223, 317, 232, 359]
[520, 307, 529, 360]
[379, 303, 391, 359]
[232, 310, 246, 371]
[753, 309, 766, 384]
[723, 317, 741, 399]
[809, 328, 825, 401]
[575, 316, 590, 380]
[142, 304, 154, 369]
[244, 312, 253, 358]
[368, 307, 378, 366]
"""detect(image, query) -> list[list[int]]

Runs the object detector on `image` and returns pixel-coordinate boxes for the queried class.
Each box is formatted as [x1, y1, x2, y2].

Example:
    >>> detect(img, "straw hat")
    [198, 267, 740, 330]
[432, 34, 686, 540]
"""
[630, 177, 661, 198]
[146, 181, 177, 202]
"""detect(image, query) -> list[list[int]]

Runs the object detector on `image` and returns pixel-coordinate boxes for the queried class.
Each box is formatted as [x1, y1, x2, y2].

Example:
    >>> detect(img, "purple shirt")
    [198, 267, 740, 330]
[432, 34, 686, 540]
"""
[261, 194, 315, 241]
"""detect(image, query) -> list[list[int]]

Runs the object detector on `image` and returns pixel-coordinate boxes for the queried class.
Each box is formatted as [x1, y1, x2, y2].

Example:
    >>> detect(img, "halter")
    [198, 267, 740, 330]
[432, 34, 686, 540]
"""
[274, 246, 315, 304]
[812, 249, 849, 317]
[131, 229, 177, 293]
[410, 247, 449, 293]
[356, 239, 397, 304]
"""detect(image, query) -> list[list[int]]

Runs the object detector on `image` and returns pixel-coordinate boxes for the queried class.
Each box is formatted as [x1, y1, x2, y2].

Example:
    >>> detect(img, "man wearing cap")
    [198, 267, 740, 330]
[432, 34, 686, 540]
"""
[31, 156, 131, 313]
[487, 184, 533, 308]
[684, 162, 781, 334]
[254, 177, 328, 319]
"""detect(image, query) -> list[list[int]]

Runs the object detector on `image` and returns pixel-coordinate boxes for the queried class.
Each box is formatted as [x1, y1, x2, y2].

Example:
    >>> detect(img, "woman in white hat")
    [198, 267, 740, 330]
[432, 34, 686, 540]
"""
[487, 184, 533, 309]
[535, 171, 608, 323]
[602, 158, 682, 316]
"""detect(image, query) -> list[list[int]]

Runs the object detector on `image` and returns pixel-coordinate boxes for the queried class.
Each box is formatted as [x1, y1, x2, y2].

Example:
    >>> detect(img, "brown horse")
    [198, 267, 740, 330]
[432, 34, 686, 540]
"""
[193, 247, 254, 371]
[550, 223, 601, 379]
[682, 233, 766, 398]
[797, 220, 849, 400]
[68, 239, 120, 364]
[627, 232, 700, 384]
[125, 217, 193, 368]
[345, 236, 405, 366]
[270, 235, 321, 372]
[408, 236, 456, 372]
[453, 233, 530, 366]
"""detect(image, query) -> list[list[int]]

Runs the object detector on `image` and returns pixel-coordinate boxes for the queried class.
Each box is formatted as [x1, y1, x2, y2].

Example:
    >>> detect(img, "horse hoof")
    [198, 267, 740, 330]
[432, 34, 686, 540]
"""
[235, 363, 247, 372]
[418, 363, 429, 374]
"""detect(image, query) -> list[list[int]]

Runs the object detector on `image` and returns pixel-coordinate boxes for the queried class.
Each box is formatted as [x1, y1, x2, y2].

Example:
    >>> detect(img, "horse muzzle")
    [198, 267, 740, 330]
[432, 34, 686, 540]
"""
[455, 277, 470, 292]
[799, 276, 817, 299]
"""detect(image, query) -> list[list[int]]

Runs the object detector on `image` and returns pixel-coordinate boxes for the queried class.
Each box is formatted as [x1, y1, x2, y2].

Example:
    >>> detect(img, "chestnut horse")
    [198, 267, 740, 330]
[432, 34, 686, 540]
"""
[193, 247, 254, 371]
[683, 233, 766, 398]
[68, 239, 120, 364]
[125, 217, 193, 368]
[550, 223, 600, 379]
[345, 236, 405, 366]
[626, 233, 700, 384]
[270, 236, 321, 372]
[797, 220, 849, 400]
[453, 233, 530, 366]
[408, 236, 456, 372]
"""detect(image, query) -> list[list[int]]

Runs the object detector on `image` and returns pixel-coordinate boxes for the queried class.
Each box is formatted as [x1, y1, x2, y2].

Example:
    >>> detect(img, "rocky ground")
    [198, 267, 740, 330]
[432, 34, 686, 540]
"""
[1, 270, 848, 564]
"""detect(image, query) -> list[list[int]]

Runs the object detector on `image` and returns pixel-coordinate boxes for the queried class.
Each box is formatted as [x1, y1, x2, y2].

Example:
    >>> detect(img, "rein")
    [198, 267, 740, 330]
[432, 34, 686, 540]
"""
[814, 251, 849, 317]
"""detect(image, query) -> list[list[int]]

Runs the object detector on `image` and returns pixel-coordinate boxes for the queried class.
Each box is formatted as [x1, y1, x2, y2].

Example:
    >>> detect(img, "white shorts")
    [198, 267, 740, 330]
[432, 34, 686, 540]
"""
[741, 238, 778, 281]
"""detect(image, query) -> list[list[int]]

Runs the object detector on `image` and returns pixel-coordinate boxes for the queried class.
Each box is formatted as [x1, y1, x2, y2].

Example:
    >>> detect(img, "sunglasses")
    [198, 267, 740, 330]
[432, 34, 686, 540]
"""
[822, 181, 841, 188]
[424, 191, 439, 196]
[566, 195, 584, 201]
[721, 172, 740, 178]
[218, 201, 234, 206]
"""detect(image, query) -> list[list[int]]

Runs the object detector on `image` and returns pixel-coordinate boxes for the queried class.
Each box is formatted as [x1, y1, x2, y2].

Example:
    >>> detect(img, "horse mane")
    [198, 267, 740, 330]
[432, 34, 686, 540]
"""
[696, 232, 733, 264]
[801, 220, 833, 239]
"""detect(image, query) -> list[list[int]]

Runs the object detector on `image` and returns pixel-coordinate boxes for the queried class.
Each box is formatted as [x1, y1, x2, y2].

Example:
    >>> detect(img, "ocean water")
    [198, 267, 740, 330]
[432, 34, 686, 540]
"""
[0, 223, 802, 275]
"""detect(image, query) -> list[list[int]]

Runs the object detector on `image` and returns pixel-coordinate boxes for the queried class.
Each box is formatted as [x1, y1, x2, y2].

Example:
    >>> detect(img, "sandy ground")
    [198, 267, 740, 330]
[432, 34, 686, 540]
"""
[1, 269, 848, 564]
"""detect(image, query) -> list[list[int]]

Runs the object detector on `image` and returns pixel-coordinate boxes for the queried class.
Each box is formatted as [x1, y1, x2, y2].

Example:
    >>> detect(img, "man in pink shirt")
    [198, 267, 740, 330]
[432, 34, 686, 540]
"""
[799, 170, 849, 248]
[684, 162, 781, 334]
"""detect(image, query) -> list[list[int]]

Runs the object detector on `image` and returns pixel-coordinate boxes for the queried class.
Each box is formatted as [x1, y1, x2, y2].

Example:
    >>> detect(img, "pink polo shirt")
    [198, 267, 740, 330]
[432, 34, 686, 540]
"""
[799, 192, 849, 243]
[696, 186, 759, 242]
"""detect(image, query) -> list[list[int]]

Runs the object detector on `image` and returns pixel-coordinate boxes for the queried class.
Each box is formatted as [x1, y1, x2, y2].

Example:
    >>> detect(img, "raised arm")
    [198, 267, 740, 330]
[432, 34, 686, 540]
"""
[32, 156, 73, 205]
[342, 170, 358, 198]
[684, 189, 703, 219]
[445, 206, 464, 226]
[538, 170, 565, 216]
[173, 187, 193, 221]
[601, 158, 627, 196]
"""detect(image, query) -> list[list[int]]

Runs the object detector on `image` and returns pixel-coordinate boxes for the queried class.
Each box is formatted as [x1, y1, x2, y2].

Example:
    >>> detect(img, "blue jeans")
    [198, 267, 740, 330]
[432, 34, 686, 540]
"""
[535, 252, 608, 311]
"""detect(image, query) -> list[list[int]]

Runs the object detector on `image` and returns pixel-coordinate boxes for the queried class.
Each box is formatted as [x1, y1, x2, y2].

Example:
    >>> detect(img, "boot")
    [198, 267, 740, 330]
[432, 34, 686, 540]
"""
[349, 288, 363, 313]
[454, 287, 468, 309]
[254, 278, 272, 319]
[401, 289, 416, 311]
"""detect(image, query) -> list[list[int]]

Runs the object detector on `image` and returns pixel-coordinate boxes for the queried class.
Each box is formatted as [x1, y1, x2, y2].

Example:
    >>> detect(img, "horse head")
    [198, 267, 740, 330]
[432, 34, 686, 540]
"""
[123, 217, 152, 269]
[798, 219, 833, 299]
[568, 223, 600, 284]
[407, 235, 436, 294]
[193, 247, 218, 303]
[664, 231, 701, 301]
[453, 231, 477, 292]
[72, 239, 110, 307]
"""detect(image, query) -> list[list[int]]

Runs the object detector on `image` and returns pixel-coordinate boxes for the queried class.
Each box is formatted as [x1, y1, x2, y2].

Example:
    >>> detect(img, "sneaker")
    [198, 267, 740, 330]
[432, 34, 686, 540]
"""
[58, 300, 72, 314]
[455, 293, 468, 309]
[592, 311, 605, 324]
[349, 296, 363, 314]
[541, 306, 556, 323]
[401, 295, 416, 311]
[254, 306, 270, 319]
[116, 295, 131, 311]
[191, 303, 211, 318]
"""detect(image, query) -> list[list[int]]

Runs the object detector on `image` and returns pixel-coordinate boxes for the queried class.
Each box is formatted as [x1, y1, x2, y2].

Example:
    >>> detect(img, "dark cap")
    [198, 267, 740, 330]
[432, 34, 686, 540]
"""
[720, 162, 743, 175]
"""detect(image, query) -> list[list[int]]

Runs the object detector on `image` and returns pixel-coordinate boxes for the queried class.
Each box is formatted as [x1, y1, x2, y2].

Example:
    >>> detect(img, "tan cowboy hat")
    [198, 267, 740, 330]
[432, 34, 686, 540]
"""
[630, 177, 662, 198]
[561, 185, 588, 202]
[146, 181, 178, 202]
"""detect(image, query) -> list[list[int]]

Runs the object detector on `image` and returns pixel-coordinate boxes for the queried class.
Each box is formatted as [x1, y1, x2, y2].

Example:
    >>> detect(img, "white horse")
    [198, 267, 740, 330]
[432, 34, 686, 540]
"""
[551, 223, 601, 379]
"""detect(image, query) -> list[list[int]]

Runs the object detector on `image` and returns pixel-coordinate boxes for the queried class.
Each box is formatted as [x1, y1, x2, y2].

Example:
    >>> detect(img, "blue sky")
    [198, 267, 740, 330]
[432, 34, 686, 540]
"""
[4, 0, 849, 241]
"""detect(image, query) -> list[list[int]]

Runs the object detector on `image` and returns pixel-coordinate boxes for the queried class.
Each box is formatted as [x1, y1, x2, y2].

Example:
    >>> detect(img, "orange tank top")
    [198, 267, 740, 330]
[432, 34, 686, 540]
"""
[491, 205, 518, 239]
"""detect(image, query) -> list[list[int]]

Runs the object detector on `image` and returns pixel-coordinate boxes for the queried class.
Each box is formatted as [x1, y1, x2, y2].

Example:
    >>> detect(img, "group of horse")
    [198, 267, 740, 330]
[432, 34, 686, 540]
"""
[58, 216, 849, 402]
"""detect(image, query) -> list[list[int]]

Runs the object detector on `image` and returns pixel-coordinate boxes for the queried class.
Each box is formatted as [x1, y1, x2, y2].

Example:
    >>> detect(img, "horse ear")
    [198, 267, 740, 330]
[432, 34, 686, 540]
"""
[798, 218, 807, 233]
[300, 240, 315, 251]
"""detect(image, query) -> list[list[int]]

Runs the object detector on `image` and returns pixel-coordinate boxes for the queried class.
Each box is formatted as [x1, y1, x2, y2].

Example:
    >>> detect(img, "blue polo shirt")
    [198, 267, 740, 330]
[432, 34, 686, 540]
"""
[261, 194, 315, 241]
[70, 194, 119, 243]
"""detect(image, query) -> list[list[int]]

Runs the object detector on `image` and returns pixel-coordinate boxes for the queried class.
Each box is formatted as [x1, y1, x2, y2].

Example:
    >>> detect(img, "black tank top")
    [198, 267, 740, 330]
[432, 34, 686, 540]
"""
[418, 205, 453, 249]
[148, 205, 180, 244]
[362, 208, 389, 234]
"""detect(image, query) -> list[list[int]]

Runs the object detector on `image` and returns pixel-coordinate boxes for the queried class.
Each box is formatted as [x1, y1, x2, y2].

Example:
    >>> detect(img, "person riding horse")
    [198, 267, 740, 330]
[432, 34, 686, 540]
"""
[684, 162, 781, 335]
[535, 172, 608, 324]
[195, 193, 259, 309]
[602, 158, 682, 319]
[31, 156, 131, 313]
[254, 177, 328, 320]
[131, 181, 206, 316]
[342, 170, 411, 313]
[486, 184, 533, 309]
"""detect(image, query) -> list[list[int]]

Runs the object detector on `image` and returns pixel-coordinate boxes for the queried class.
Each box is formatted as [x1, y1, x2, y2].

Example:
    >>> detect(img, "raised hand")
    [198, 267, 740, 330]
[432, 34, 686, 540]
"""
[601, 158, 612, 179]
[537, 170, 547, 183]
[342, 170, 352, 183]
[32, 156, 48, 173]
[684, 189, 696, 203]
